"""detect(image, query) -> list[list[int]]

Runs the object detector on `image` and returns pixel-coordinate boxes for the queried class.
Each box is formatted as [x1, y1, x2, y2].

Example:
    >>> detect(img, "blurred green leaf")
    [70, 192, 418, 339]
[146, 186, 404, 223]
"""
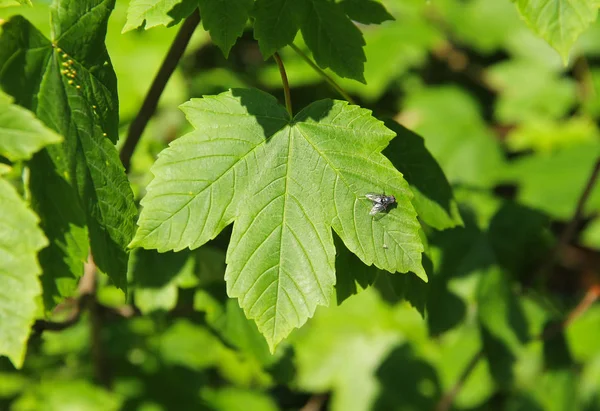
[122, 0, 196, 32]
[300, 0, 366, 83]
[201, 387, 278, 411]
[373, 344, 441, 410]
[12, 380, 122, 411]
[567, 305, 600, 361]
[159, 320, 224, 370]
[583, 68, 600, 118]
[580, 355, 600, 409]
[487, 59, 577, 124]
[528, 369, 579, 411]
[0, 90, 62, 161]
[488, 202, 552, 277]
[129, 248, 193, 314]
[401, 86, 504, 187]
[581, 218, 600, 249]
[198, 0, 253, 58]
[504, 142, 600, 219]
[0, 372, 28, 398]
[437, 0, 524, 53]
[0, 178, 46, 368]
[477, 268, 529, 385]
[159, 319, 272, 387]
[510, 0, 599, 63]
[294, 289, 402, 411]
[506, 117, 599, 153]
[335, 18, 441, 101]
[0, 2, 137, 290]
[341, 0, 394, 25]
[429, 323, 495, 408]
[195, 291, 273, 365]
[132, 89, 425, 349]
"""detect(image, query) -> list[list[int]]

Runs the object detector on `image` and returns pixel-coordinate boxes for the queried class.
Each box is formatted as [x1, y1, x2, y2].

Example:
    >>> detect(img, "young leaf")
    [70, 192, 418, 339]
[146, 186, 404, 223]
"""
[300, 0, 367, 83]
[122, 0, 197, 32]
[0, 90, 62, 161]
[511, 0, 599, 63]
[0, 178, 47, 368]
[340, 0, 394, 25]
[253, 0, 301, 58]
[0, 1, 137, 290]
[132, 89, 425, 349]
[198, 0, 253, 58]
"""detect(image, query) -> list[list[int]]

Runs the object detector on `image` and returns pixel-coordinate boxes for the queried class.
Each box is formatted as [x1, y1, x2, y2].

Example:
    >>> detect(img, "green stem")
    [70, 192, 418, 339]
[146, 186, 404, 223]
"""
[273, 52, 293, 116]
[289, 43, 356, 105]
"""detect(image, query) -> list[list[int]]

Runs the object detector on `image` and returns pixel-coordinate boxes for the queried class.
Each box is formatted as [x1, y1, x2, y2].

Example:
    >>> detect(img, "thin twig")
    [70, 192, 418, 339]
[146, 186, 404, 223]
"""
[273, 52, 292, 116]
[540, 285, 600, 340]
[119, 9, 201, 172]
[539, 157, 600, 276]
[289, 43, 356, 105]
[556, 158, 600, 255]
[33, 296, 89, 333]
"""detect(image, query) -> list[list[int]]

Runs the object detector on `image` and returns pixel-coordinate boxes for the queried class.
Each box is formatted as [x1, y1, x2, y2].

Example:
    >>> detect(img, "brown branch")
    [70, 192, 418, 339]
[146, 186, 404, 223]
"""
[119, 9, 201, 172]
[540, 285, 600, 340]
[537, 157, 600, 277]
[555, 158, 600, 256]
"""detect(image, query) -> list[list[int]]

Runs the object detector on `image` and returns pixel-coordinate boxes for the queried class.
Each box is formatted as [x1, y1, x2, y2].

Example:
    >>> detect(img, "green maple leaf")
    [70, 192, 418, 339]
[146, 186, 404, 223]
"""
[511, 0, 599, 63]
[132, 89, 425, 349]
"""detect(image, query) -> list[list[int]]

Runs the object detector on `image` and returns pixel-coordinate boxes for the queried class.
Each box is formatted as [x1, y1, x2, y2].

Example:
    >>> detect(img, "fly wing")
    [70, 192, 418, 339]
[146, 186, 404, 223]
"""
[369, 203, 386, 215]
[365, 193, 384, 203]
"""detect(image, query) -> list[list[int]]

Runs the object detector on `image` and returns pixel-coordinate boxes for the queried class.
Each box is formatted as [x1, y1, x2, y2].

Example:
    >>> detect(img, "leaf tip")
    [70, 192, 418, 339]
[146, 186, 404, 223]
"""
[413, 267, 428, 283]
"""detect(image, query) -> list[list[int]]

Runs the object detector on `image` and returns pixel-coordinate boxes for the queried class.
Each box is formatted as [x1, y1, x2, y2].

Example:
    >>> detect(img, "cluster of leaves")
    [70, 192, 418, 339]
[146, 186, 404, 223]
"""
[1, 0, 600, 410]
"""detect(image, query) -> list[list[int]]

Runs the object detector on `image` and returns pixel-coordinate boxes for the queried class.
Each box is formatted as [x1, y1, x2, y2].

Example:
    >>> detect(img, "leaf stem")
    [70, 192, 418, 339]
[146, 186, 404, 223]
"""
[119, 9, 201, 172]
[289, 43, 356, 105]
[273, 52, 293, 116]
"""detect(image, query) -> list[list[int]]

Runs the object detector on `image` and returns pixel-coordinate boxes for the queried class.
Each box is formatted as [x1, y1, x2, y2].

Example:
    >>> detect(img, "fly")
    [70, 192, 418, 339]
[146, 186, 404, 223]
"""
[365, 193, 396, 216]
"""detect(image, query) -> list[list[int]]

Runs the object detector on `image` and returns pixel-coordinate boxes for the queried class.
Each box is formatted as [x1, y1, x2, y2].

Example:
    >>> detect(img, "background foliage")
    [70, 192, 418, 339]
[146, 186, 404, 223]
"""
[1, 0, 600, 410]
